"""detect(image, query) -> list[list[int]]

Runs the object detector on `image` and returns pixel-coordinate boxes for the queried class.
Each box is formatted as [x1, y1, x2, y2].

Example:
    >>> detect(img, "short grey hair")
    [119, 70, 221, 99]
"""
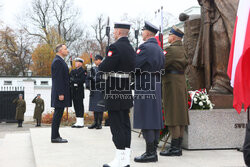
[55, 44, 65, 53]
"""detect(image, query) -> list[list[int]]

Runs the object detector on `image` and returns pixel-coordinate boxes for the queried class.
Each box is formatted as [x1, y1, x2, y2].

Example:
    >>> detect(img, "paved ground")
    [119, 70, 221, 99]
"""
[0, 123, 247, 167]
[0, 122, 50, 138]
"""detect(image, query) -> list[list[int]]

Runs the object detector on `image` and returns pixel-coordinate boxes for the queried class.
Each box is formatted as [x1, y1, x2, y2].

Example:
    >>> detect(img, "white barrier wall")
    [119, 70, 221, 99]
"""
[0, 76, 90, 121]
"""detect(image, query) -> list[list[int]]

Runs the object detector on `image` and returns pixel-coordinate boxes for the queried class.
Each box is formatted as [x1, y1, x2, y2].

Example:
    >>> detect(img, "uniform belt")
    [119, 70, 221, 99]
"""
[109, 73, 130, 78]
[166, 70, 184, 74]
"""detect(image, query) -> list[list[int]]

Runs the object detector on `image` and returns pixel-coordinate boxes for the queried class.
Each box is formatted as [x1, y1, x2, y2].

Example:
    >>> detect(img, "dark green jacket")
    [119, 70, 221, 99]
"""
[162, 40, 189, 126]
[13, 98, 26, 121]
[32, 97, 44, 120]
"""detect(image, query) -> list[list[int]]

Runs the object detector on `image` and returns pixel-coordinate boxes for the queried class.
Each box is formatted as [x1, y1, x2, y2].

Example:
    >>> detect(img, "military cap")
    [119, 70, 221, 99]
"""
[114, 22, 131, 29]
[94, 54, 103, 60]
[142, 21, 159, 34]
[75, 57, 84, 63]
[169, 25, 184, 38]
[19, 94, 23, 97]
[37, 94, 41, 96]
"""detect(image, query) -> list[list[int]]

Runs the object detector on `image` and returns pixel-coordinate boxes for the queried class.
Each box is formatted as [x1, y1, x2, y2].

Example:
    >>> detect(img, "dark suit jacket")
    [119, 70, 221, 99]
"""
[51, 55, 71, 108]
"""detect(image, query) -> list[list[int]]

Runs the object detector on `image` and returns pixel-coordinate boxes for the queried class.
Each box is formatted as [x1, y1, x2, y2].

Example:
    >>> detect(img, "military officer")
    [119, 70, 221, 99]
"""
[160, 26, 189, 156]
[13, 94, 26, 127]
[99, 22, 135, 167]
[87, 54, 105, 130]
[70, 57, 87, 128]
[133, 21, 165, 163]
[32, 94, 44, 127]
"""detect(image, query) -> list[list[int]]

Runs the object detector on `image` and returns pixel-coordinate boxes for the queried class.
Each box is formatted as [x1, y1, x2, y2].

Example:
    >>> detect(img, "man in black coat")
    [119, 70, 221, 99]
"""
[70, 57, 87, 128]
[99, 22, 135, 167]
[133, 21, 165, 163]
[51, 44, 71, 143]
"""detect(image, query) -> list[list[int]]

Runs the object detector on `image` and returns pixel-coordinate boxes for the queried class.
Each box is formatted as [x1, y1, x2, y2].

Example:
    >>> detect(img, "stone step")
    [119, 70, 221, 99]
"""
[30, 127, 245, 167]
[0, 138, 4, 147]
[0, 133, 35, 167]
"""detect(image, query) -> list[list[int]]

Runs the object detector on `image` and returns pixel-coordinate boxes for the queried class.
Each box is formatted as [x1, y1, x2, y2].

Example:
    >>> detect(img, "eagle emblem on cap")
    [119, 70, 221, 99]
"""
[136, 49, 141, 54]
[107, 51, 113, 57]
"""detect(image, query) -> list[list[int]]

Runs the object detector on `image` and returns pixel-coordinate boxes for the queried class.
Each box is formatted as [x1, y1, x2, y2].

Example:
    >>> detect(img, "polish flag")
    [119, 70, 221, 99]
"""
[227, 0, 250, 114]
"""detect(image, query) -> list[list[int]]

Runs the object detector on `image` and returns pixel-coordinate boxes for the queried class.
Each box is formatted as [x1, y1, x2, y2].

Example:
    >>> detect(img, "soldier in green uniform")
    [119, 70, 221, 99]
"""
[12, 94, 26, 127]
[160, 26, 189, 156]
[32, 94, 44, 127]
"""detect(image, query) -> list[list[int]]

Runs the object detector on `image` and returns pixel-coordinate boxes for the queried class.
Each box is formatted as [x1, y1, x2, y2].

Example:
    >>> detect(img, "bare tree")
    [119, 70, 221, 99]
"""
[91, 14, 107, 57]
[51, 0, 83, 47]
[121, 11, 177, 49]
[0, 27, 33, 75]
[121, 14, 145, 49]
[71, 32, 99, 58]
[23, 0, 84, 49]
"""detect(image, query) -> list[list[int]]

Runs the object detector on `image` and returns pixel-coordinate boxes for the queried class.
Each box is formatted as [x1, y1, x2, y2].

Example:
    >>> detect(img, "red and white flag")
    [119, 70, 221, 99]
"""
[227, 0, 250, 114]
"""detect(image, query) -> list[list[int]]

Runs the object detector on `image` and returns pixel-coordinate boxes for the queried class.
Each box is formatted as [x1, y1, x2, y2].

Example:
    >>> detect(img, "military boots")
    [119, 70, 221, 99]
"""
[160, 138, 182, 156]
[134, 142, 158, 163]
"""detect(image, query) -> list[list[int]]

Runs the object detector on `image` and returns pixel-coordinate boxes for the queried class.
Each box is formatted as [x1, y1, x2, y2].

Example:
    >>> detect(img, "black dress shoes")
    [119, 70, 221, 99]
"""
[51, 137, 68, 143]
[88, 122, 97, 129]
[96, 124, 102, 129]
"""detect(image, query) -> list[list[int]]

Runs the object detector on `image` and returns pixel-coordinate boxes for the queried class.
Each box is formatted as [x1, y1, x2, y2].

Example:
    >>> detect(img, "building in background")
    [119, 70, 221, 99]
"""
[163, 6, 200, 48]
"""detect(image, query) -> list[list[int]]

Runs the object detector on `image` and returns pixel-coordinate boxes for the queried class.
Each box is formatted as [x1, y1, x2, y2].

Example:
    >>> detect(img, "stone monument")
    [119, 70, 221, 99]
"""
[180, 0, 239, 108]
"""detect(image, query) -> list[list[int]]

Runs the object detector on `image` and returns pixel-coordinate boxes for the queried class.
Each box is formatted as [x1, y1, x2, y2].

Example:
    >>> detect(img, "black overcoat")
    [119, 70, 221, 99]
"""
[51, 55, 72, 108]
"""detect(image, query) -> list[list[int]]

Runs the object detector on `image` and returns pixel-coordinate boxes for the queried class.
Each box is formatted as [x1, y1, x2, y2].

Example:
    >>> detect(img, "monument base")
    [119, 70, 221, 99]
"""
[209, 93, 233, 109]
[183, 109, 247, 150]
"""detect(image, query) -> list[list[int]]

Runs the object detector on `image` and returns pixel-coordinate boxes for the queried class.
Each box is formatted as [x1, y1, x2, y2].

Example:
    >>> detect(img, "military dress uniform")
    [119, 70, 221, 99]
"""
[70, 58, 87, 128]
[13, 95, 26, 127]
[160, 26, 189, 156]
[86, 55, 105, 129]
[133, 21, 165, 163]
[99, 22, 135, 167]
[32, 94, 44, 127]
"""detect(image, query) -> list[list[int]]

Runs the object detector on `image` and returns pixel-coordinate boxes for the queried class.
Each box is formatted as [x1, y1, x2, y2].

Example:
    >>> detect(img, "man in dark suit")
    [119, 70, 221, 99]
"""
[51, 44, 71, 143]
[99, 22, 135, 167]
[133, 21, 165, 163]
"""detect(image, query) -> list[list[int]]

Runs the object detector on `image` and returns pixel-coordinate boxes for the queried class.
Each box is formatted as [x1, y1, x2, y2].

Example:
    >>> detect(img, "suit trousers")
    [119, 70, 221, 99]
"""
[108, 109, 131, 149]
[142, 129, 160, 143]
[51, 107, 64, 139]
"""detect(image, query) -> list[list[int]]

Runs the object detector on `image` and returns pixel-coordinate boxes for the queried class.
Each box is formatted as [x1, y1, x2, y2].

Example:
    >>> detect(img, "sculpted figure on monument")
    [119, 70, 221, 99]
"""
[181, 0, 239, 94]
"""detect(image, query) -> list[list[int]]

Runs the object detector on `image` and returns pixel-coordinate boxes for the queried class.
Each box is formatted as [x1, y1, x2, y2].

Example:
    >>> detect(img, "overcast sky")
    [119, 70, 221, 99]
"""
[0, 0, 199, 28]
